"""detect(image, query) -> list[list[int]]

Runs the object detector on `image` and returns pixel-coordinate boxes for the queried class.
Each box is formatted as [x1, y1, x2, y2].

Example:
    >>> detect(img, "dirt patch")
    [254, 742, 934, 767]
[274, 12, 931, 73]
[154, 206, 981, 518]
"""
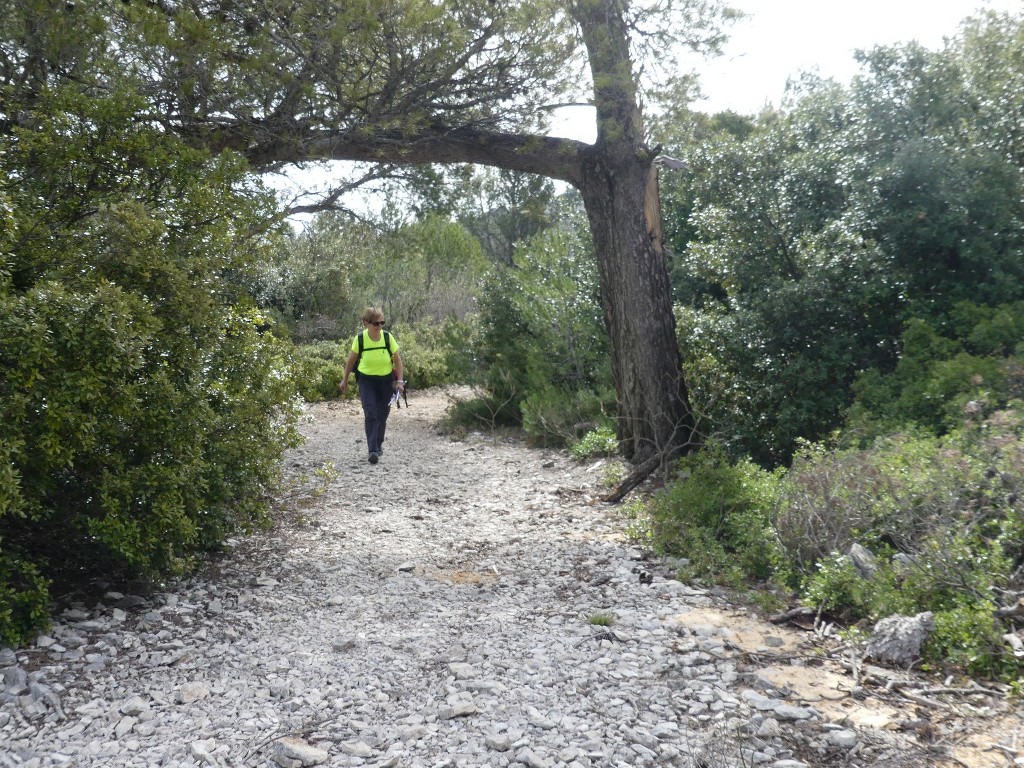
[417, 565, 501, 586]
[667, 604, 1021, 767]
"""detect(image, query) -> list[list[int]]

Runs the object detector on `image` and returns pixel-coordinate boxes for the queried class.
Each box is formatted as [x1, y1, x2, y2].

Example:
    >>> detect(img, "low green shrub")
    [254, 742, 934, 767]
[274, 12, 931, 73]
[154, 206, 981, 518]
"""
[846, 305, 1024, 442]
[570, 425, 619, 460]
[521, 386, 614, 448]
[292, 341, 348, 402]
[0, 554, 50, 647]
[781, 416, 1024, 680]
[476, 218, 610, 428]
[440, 391, 521, 434]
[392, 316, 481, 390]
[802, 552, 873, 617]
[631, 403, 1024, 680]
[644, 445, 781, 584]
[926, 605, 1012, 680]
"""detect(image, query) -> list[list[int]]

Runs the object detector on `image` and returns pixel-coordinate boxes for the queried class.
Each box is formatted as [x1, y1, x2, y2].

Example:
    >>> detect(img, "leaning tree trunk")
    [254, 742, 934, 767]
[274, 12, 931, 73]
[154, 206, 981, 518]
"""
[570, 0, 697, 494]
[578, 147, 697, 483]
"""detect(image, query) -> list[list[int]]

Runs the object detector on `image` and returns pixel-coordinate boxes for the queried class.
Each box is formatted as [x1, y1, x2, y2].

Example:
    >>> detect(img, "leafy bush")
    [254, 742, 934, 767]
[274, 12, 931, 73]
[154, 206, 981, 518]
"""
[926, 605, 1012, 679]
[775, 432, 975, 580]
[392, 316, 481, 390]
[0, 555, 50, 647]
[292, 341, 349, 402]
[570, 425, 620, 460]
[440, 390, 521, 435]
[643, 446, 781, 584]
[521, 386, 614, 448]
[476, 208, 610, 429]
[0, 88, 299, 644]
[802, 553, 873, 616]
[631, 401, 1024, 678]
[778, 417, 1024, 679]
[846, 306, 1024, 441]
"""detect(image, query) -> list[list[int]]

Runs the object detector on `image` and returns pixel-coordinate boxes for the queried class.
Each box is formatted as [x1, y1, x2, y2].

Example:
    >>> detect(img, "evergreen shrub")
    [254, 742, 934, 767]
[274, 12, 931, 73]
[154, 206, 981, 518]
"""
[292, 341, 348, 402]
[468, 217, 610, 442]
[780, 418, 1024, 679]
[846, 304, 1024, 441]
[570, 425, 620, 460]
[521, 386, 614, 448]
[0, 89, 299, 644]
[644, 445, 781, 584]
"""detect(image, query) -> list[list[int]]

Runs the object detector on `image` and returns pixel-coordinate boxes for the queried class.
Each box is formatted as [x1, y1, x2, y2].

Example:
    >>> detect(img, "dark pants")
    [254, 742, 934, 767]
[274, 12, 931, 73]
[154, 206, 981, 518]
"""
[357, 373, 393, 454]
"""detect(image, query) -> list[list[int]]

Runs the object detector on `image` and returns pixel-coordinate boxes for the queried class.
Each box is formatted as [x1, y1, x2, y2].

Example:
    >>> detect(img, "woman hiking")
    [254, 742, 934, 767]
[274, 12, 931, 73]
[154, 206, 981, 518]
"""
[339, 307, 405, 464]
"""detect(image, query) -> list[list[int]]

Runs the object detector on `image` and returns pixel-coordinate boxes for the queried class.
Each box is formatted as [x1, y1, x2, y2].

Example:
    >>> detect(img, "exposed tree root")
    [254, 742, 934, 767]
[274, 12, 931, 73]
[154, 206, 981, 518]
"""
[603, 453, 665, 503]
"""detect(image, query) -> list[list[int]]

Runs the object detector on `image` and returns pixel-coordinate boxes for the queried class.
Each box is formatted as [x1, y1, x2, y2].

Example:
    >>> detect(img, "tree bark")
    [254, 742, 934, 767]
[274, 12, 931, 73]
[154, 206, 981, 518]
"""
[569, 0, 697, 465]
[577, 152, 696, 465]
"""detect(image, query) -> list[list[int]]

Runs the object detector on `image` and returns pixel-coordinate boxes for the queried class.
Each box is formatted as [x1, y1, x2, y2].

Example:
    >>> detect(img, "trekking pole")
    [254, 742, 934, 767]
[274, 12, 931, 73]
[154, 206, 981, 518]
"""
[389, 381, 409, 408]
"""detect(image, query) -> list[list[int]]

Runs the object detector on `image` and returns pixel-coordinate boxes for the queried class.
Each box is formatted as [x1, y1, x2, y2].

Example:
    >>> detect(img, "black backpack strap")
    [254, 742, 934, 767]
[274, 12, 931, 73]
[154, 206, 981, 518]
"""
[355, 330, 393, 377]
[352, 331, 363, 381]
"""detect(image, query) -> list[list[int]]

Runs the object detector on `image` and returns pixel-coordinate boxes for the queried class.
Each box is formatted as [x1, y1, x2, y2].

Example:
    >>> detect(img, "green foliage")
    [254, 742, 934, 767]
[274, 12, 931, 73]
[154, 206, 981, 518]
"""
[926, 605, 1012, 679]
[777, 431, 999, 582]
[634, 396, 1024, 678]
[416, 7, 1024, 682]
[0, 554, 50, 647]
[660, 14, 1024, 465]
[776, 418, 1024, 679]
[250, 214, 369, 342]
[257, 212, 488, 344]
[392, 316, 482, 390]
[802, 553, 872, 616]
[520, 386, 615, 448]
[476, 199, 611, 442]
[0, 86, 298, 644]
[643, 446, 781, 585]
[291, 341, 349, 402]
[847, 305, 1024, 440]
[455, 167, 556, 266]
[440, 391, 521, 435]
[569, 426, 619, 461]
[369, 214, 488, 327]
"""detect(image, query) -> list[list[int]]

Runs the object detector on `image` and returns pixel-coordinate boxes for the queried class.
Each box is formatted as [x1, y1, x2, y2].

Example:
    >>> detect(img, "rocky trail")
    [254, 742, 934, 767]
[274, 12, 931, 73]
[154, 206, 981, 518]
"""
[2, 388, 1021, 768]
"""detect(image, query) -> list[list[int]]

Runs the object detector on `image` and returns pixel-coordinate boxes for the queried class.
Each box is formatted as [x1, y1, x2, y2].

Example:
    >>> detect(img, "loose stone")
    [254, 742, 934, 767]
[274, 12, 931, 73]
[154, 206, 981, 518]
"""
[0, 394, 994, 768]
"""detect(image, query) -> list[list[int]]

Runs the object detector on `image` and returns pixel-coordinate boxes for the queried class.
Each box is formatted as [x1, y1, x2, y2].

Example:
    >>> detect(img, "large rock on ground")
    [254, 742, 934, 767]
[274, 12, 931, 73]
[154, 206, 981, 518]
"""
[866, 612, 935, 666]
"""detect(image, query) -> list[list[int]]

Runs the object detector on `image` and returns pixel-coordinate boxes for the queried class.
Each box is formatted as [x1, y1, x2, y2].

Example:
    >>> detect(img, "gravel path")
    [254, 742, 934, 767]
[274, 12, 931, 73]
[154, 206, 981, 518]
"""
[1, 388, 1017, 767]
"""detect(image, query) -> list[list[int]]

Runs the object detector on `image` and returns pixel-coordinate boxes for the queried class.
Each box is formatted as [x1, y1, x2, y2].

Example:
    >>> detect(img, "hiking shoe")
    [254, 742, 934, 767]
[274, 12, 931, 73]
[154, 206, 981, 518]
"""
[368, 452, 379, 465]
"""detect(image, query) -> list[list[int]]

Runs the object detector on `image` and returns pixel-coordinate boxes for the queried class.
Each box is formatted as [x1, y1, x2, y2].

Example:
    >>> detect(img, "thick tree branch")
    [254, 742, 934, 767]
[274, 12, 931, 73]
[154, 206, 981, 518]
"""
[231, 124, 591, 188]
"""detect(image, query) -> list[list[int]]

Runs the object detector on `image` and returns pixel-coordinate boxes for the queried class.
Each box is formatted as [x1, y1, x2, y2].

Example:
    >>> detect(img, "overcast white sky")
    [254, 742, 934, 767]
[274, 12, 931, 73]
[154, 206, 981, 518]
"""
[699, 0, 1021, 113]
[551, 0, 1022, 141]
